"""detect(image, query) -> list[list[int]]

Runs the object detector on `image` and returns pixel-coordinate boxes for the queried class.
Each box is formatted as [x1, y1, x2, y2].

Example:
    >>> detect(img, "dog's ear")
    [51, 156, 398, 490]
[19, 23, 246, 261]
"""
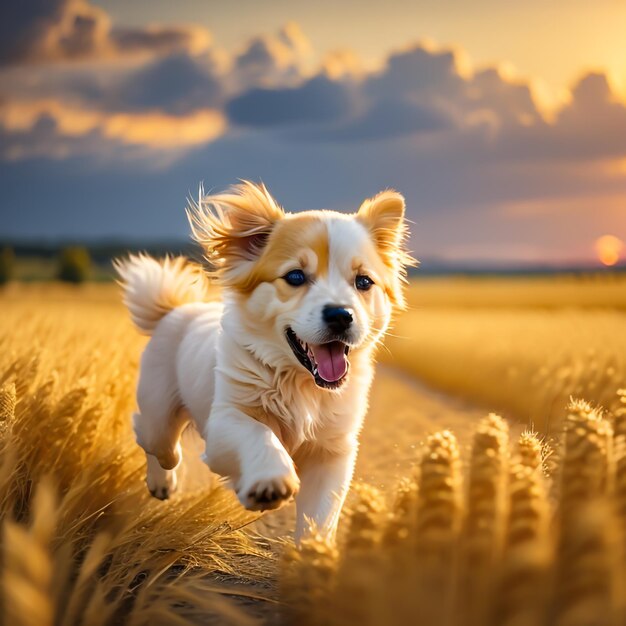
[357, 190, 407, 262]
[188, 181, 284, 270]
[357, 190, 415, 307]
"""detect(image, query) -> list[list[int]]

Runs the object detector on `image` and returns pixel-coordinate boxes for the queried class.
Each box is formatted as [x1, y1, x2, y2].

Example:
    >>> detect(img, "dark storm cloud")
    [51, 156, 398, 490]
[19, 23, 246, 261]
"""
[0, 0, 210, 65]
[227, 75, 354, 127]
[2, 11, 626, 265]
[225, 42, 546, 141]
[312, 97, 453, 141]
[232, 22, 310, 88]
[0, 0, 69, 64]
[469, 68, 540, 124]
[236, 39, 285, 74]
[0, 111, 103, 161]
[114, 52, 224, 115]
[111, 26, 207, 56]
[360, 46, 544, 133]
[491, 73, 626, 162]
[365, 46, 464, 98]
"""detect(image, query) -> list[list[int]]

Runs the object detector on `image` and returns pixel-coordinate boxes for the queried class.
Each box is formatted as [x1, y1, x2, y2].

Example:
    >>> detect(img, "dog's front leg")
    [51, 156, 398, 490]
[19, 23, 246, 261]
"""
[203, 408, 300, 512]
[294, 450, 356, 545]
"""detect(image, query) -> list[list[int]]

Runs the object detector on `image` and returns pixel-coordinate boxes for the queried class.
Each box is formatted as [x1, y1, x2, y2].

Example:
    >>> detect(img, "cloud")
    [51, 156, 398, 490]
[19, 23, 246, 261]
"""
[0, 0, 69, 64]
[2, 13, 626, 265]
[231, 21, 311, 89]
[226, 75, 354, 127]
[0, 98, 226, 160]
[323, 97, 452, 140]
[488, 72, 626, 163]
[1, 17, 625, 270]
[361, 45, 544, 135]
[223, 41, 549, 142]
[365, 45, 465, 98]
[466, 67, 542, 126]
[110, 24, 211, 57]
[0, 0, 211, 65]
[555, 72, 626, 151]
[114, 52, 224, 115]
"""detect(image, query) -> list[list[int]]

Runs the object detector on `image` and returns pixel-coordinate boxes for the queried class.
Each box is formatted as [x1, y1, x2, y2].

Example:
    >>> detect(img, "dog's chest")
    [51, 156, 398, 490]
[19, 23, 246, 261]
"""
[255, 381, 357, 455]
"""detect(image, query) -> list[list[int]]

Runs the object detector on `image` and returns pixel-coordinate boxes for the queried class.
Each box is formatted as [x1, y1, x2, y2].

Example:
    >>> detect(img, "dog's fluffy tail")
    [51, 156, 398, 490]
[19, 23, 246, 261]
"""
[114, 254, 208, 335]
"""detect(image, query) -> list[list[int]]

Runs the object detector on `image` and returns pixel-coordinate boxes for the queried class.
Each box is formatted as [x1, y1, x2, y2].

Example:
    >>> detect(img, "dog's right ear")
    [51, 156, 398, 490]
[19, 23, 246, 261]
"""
[188, 181, 284, 272]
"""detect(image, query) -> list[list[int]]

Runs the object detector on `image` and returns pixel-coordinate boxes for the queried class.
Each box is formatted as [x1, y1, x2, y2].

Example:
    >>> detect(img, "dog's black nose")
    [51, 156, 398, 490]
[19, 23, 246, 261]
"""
[322, 306, 353, 334]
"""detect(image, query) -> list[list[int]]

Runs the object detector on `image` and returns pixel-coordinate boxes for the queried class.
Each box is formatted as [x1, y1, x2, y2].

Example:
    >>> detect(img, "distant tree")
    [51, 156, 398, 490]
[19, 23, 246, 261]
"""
[0, 247, 15, 285]
[57, 246, 91, 283]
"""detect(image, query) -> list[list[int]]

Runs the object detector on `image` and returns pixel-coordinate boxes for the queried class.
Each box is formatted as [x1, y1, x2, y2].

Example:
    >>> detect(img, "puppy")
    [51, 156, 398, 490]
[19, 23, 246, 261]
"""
[116, 181, 412, 543]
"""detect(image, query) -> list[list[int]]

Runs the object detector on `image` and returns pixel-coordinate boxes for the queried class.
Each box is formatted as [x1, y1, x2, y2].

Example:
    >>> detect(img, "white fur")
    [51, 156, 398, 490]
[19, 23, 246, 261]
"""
[118, 183, 410, 544]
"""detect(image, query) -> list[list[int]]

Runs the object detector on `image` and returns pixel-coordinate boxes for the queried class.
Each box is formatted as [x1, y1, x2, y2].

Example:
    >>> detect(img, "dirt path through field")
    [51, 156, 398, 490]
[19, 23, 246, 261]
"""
[179, 364, 526, 619]
[239, 364, 527, 541]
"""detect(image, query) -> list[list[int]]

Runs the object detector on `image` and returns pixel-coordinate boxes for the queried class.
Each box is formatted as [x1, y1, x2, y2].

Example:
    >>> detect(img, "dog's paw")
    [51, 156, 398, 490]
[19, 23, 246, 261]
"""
[238, 471, 300, 512]
[146, 469, 177, 501]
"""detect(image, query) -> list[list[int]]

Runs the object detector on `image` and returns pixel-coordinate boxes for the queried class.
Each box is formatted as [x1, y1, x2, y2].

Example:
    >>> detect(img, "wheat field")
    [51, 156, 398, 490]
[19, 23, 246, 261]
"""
[1, 276, 626, 625]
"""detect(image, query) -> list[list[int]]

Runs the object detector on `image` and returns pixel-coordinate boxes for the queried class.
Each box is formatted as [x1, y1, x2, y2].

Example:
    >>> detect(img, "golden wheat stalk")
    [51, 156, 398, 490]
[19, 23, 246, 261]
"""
[415, 430, 463, 554]
[612, 389, 626, 440]
[0, 382, 16, 422]
[368, 477, 420, 626]
[381, 476, 418, 548]
[2, 480, 57, 626]
[464, 414, 510, 564]
[280, 530, 339, 626]
[332, 484, 387, 626]
[554, 501, 624, 626]
[560, 399, 614, 516]
[493, 458, 552, 626]
[517, 429, 552, 475]
[460, 413, 510, 626]
[0, 382, 16, 449]
[344, 483, 386, 552]
[612, 390, 626, 531]
[411, 430, 463, 626]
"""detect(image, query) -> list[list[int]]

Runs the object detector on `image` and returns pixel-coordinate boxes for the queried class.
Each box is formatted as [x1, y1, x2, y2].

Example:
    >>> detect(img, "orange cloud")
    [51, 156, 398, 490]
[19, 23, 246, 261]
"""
[0, 99, 226, 158]
[103, 110, 226, 148]
[322, 49, 364, 79]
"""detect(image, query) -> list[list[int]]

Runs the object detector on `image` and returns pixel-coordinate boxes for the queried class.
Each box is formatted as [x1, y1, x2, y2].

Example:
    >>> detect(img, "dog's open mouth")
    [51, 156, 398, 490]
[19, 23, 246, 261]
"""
[286, 327, 350, 390]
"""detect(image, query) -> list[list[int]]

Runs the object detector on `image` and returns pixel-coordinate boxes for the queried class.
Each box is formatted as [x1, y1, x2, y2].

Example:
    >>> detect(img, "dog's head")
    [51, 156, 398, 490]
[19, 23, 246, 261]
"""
[189, 182, 414, 390]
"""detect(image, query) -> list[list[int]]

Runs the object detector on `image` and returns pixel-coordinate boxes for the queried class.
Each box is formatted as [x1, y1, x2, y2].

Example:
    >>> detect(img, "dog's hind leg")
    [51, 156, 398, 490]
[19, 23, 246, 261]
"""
[133, 406, 191, 500]
[145, 449, 179, 500]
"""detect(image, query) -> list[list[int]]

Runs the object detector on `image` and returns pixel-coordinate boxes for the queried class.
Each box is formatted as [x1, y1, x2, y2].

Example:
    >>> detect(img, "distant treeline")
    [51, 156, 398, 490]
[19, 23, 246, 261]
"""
[0, 239, 204, 265]
[1, 240, 624, 280]
[0, 240, 208, 283]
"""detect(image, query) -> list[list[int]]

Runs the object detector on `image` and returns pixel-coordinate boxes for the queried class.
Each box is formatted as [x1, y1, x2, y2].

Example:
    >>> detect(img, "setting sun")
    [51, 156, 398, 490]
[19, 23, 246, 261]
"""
[595, 234, 624, 266]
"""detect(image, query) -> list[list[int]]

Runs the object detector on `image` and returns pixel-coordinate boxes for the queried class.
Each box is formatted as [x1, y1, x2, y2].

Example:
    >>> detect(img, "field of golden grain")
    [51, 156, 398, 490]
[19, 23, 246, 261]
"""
[1, 274, 626, 625]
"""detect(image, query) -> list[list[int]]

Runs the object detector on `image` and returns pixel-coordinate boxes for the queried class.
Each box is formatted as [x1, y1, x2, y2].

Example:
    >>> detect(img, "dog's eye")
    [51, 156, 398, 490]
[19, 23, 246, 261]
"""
[283, 269, 306, 286]
[355, 274, 374, 291]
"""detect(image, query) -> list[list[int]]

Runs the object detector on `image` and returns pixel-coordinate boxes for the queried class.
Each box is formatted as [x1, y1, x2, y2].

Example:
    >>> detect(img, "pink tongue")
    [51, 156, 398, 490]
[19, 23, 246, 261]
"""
[311, 342, 348, 383]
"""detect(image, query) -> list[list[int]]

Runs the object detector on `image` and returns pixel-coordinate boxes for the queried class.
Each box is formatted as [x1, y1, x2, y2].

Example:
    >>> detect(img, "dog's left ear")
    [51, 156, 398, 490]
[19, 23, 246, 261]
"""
[357, 190, 407, 261]
[357, 190, 414, 307]
[189, 181, 284, 272]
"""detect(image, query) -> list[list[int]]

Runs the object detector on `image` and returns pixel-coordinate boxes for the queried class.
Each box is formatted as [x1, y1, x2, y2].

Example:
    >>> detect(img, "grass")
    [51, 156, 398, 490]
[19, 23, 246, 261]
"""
[281, 401, 626, 626]
[0, 284, 273, 625]
[2, 275, 626, 624]
[405, 272, 626, 309]
[387, 273, 626, 432]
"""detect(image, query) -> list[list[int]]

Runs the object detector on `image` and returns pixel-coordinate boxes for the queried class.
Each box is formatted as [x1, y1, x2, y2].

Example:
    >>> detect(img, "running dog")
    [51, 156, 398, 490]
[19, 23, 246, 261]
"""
[116, 181, 413, 543]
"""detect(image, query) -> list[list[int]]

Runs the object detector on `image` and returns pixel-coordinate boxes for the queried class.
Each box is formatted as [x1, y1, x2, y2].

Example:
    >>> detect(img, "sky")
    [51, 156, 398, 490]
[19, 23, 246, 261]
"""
[1, 0, 626, 266]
